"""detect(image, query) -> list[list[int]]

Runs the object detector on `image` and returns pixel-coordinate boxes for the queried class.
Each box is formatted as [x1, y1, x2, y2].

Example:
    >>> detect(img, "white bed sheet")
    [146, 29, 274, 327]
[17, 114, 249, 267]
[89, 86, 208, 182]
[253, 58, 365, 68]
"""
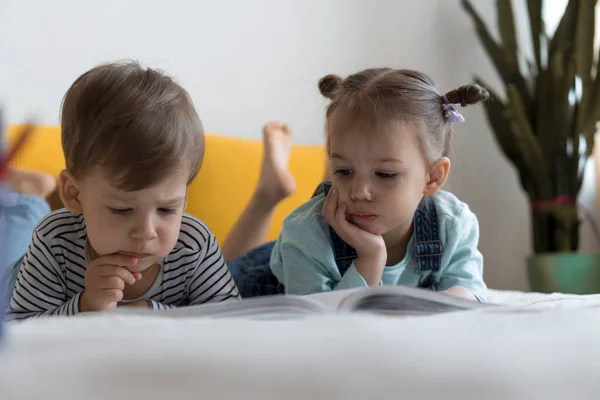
[2, 289, 600, 400]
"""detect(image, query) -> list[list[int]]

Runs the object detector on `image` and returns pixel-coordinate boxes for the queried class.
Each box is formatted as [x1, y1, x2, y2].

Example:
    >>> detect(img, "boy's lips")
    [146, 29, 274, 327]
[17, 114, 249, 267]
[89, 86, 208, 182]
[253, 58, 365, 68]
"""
[118, 251, 152, 259]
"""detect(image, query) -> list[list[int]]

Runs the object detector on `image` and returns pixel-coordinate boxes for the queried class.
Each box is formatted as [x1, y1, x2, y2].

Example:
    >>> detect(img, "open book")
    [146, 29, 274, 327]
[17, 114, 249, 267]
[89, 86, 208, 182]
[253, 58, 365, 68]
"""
[116, 286, 493, 320]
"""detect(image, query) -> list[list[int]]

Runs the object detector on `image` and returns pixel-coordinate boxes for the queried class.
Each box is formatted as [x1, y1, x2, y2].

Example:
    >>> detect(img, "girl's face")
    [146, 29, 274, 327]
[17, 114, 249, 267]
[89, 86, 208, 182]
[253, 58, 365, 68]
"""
[328, 119, 445, 247]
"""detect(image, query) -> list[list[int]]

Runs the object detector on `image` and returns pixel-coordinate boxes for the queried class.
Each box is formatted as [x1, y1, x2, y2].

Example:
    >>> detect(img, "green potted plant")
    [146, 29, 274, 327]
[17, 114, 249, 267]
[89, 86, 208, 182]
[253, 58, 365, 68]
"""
[462, 0, 600, 293]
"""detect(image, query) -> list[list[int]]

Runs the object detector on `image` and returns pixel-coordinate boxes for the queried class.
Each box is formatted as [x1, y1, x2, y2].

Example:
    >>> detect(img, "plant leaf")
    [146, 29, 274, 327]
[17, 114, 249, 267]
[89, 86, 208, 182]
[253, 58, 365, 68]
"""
[557, 53, 576, 196]
[585, 0, 600, 143]
[527, 0, 543, 71]
[462, 0, 533, 118]
[497, 0, 520, 75]
[474, 77, 534, 195]
[505, 84, 552, 198]
[548, 0, 579, 60]
[574, 0, 596, 135]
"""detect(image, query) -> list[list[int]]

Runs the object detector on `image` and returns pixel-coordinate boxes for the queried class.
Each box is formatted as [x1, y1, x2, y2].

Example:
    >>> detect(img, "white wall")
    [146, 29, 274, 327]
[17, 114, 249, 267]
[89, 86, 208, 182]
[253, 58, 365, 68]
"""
[0, 0, 597, 291]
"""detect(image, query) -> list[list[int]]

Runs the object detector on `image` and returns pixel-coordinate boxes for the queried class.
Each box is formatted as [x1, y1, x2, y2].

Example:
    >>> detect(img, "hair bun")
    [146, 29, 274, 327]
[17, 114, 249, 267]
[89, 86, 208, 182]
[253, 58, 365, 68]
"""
[318, 74, 343, 99]
[444, 84, 489, 107]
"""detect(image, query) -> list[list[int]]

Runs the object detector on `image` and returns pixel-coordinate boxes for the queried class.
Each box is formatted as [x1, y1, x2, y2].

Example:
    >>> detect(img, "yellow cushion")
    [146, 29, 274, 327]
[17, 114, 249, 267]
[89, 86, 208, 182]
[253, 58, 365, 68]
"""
[6, 125, 66, 177]
[6, 125, 325, 243]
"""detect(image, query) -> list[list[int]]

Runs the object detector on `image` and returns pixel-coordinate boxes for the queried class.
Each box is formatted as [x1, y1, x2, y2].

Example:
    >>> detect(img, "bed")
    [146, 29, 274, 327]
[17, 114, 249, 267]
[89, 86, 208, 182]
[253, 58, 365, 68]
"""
[2, 289, 600, 400]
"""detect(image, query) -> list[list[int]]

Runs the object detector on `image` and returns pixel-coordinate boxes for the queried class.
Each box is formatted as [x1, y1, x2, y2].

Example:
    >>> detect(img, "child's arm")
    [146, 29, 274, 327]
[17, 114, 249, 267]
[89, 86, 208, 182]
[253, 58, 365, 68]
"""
[270, 215, 375, 295]
[5, 231, 79, 321]
[435, 206, 487, 302]
[186, 233, 240, 306]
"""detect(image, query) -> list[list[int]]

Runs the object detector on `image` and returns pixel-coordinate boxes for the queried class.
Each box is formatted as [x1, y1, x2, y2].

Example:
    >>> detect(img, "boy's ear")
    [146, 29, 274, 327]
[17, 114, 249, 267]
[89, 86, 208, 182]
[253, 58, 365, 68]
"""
[58, 170, 83, 213]
[183, 189, 189, 212]
[423, 157, 451, 196]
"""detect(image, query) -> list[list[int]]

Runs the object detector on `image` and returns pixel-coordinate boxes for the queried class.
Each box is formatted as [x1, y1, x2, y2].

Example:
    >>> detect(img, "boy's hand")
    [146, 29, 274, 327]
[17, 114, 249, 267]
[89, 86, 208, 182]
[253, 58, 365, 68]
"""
[322, 188, 386, 286]
[121, 300, 151, 308]
[80, 254, 139, 312]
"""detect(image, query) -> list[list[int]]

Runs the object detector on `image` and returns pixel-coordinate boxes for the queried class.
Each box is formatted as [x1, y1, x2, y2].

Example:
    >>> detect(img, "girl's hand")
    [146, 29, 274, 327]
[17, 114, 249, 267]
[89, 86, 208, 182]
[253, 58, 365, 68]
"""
[322, 188, 385, 256]
[322, 188, 386, 285]
[440, 286, 477, 301]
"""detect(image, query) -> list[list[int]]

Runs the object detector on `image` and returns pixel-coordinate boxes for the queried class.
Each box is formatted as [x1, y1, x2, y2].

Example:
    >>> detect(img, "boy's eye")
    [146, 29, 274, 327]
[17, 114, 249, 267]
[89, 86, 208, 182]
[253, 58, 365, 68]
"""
[376, 172, 397, 180]
[158, 208, 177, 214]
[109, 207, 132, 215]
[334, 169, 352, 176]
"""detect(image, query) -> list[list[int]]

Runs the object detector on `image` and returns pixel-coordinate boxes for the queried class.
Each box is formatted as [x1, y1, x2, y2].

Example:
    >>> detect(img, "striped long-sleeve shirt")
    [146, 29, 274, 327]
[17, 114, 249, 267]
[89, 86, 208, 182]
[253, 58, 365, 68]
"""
[6, 210, 240, 321]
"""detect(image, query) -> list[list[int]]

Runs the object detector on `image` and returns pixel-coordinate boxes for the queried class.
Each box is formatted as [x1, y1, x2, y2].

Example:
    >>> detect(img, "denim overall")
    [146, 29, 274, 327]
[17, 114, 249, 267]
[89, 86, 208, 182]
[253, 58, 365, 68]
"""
[228, 181, 443, 298]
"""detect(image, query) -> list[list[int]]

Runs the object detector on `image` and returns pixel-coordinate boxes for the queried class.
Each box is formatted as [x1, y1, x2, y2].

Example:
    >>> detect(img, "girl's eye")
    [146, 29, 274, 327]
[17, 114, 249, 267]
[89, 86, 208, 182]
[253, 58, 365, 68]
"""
[376, 172, 397, 180]
[334, 169, 352, 176]
[109, 207, 132, 215]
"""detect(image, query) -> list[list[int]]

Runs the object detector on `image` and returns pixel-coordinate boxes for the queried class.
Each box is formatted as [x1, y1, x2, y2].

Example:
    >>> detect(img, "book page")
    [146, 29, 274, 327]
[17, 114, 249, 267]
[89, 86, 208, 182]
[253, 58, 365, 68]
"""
[337, 286, 492, 316]
[303, 289, 360, 312]
[114, 295, 326, 320]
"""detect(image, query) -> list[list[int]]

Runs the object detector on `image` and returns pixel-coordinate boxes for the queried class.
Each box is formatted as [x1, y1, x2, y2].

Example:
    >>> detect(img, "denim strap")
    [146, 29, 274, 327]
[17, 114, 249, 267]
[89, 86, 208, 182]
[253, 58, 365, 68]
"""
[413, 196, 443, 273]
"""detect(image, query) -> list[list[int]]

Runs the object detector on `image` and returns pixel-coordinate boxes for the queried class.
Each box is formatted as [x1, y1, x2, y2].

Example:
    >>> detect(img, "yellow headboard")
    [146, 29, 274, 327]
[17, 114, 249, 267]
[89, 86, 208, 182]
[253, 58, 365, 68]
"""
[6, 125, 326, 243]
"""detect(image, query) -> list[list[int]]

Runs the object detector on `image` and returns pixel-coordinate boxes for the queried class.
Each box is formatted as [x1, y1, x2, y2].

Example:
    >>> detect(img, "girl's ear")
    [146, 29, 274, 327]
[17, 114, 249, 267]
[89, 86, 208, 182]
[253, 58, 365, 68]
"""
[424, 157, 450, 196]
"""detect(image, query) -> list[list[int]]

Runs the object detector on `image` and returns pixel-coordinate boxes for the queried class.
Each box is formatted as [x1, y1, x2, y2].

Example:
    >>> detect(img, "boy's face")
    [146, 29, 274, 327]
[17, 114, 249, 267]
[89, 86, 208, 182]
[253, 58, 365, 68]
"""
[60, 169, 188, 272]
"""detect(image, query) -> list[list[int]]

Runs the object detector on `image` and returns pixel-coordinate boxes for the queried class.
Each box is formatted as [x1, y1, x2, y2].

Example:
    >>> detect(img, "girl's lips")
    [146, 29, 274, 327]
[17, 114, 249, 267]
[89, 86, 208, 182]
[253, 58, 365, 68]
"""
[350, 214, 378, 223]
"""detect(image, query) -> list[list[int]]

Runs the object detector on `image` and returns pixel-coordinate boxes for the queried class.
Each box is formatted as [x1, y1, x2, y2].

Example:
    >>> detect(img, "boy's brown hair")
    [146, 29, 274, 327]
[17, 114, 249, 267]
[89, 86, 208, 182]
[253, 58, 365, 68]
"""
[61, 60, 204, 191]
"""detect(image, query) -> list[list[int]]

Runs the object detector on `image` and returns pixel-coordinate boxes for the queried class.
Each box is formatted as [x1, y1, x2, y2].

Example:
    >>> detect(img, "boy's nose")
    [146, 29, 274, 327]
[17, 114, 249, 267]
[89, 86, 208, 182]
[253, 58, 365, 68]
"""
[131, 216, 158, 241]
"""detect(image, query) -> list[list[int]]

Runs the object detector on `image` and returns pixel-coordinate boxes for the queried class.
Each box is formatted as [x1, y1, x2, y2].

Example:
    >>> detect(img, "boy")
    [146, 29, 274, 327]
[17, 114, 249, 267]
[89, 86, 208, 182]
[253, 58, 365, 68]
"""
[6, 61, 239, 320]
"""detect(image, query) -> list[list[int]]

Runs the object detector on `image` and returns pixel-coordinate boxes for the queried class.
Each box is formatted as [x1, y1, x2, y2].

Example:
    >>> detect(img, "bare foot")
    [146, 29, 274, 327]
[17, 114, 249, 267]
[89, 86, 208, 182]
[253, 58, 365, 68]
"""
[255, 121, 296, 207]
[5, 167, 57, 198]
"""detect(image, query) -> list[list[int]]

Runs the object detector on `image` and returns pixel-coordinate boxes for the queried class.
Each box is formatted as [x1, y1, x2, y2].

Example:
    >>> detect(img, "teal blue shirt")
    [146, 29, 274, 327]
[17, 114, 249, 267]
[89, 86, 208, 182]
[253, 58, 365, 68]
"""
[269, 190, 487, 302]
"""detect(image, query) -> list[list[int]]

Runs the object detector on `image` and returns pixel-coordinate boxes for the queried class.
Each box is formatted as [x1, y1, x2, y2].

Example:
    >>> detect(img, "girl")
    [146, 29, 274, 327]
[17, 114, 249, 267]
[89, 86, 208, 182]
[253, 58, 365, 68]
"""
[228, 68, 489, 302]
